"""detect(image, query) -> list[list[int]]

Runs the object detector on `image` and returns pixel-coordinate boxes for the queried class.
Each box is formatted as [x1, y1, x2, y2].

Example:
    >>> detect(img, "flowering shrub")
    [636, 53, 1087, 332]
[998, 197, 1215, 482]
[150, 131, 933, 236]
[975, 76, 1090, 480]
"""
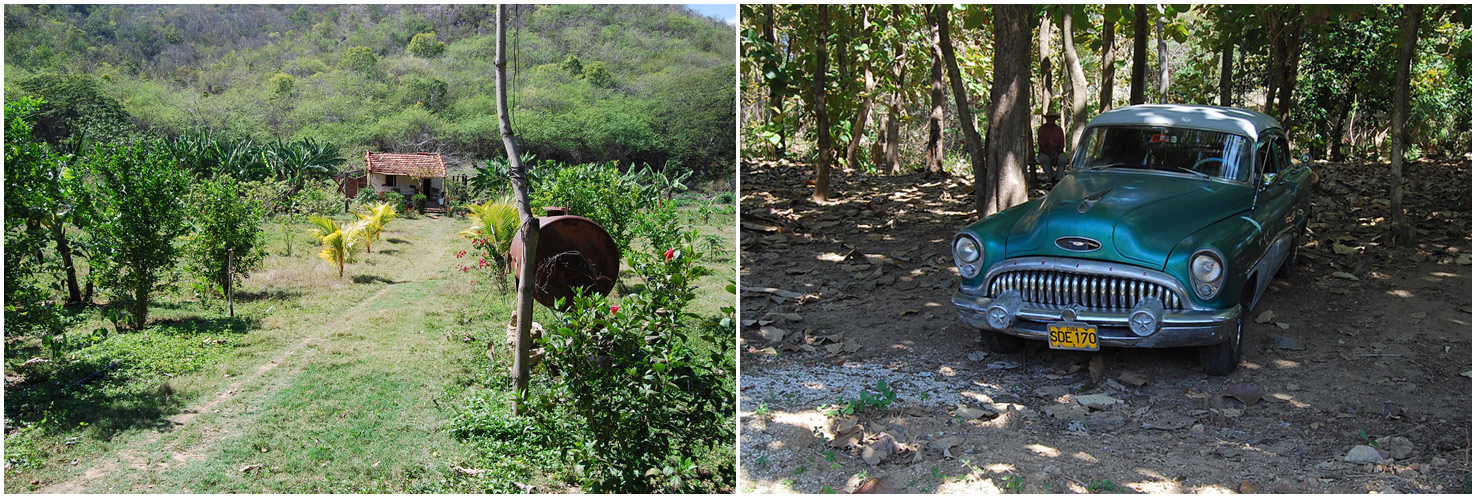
[529, 235, 734, 492]
[455, 234, 509, 292]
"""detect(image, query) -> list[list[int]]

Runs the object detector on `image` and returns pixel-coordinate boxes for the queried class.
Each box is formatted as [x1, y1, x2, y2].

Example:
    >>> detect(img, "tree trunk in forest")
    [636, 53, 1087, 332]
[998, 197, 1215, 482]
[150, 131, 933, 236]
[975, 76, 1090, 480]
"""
[885, 8, 903, 174]
[1099, 14, 1117, 112]
[1276, 21, 1302, 123]
[1329, 96, 1352, 160]
[844, 6, 875, 170]
[1156, 18, 1169, 104]
[1037, 11, 1054, 117]
[1218, 39, 1234, 106]
[926, 11, 945, 176]
[1130, 5, 1147, 105]
[1062, 7, 1089, 151]
[812, 5, 832, 201]
[1263, 7, 1285, 115]
[934, 5, 988, 211]
[1389, 4, 1420, 244]
[986, 5, 1032, 216]
[764, 4, 785, 159]
[497, 5, 539, 416]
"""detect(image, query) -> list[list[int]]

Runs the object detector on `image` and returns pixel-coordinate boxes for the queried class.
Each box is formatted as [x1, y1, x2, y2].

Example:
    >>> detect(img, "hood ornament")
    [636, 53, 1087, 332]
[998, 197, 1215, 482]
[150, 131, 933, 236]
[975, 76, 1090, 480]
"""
[1078, 187, 1113, 213]
[1056, 236, 1102, 252]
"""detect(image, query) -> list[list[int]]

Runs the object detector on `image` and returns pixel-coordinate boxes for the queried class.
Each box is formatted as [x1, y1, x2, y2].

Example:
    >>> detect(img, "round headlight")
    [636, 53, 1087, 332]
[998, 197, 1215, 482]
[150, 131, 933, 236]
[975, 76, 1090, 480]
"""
[954, 236, 981, 263]
[1191, 253, 1222, 282]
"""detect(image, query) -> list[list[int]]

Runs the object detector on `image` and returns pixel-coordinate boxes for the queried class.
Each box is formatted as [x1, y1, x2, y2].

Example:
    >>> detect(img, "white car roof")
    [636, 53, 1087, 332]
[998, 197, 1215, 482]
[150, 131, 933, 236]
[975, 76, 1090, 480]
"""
[1087, 104, 1281, 139]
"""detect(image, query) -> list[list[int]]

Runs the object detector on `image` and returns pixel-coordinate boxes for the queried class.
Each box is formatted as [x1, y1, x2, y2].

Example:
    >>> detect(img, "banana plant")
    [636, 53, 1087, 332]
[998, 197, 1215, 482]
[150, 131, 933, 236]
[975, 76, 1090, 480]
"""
[355, 201, 398, 253]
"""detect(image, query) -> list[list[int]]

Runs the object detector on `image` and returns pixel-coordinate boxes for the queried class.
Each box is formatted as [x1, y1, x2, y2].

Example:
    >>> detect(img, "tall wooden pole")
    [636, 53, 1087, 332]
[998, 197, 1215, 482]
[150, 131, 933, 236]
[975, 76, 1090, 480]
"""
[228, 248, 234, 318]
[497, 4, 539, 415]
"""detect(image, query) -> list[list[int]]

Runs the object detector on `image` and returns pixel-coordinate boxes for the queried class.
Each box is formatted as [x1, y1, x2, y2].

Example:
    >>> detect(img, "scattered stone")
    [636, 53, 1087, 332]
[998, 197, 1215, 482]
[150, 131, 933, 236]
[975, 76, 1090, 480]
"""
[853, 477, 890, 494]
[1275, 322, 1290, 330]
[1239, 481, 1258, 494]
[985, 360, 1020, 371]
[1374, 436, 1415, 459]
[759, 326, 787, 344]
[764, 312, 804, 323]
[967, 351, 988, 362]
[1331, 271, 1359, 281]
[1073, 394, 1123, 410]
[1143, 416, 1196, 431]
[1219, 408, 1243, 418]
[1269, 335, 1307, 351]
[1035, 385, 1070, 398]
[930, 436, 964, 458]
[1223, 383, 1265, 406]
[952, 405, 991, 420]
[1345, 445, 1383, 464]
[1190, 424, 1205, 433]
[1255, 310, 1275, 323]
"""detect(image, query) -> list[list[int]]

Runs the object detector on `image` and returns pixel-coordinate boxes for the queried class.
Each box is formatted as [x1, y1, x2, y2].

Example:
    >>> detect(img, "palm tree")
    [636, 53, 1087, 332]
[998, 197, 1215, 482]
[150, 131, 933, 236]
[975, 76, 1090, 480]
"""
[460, 197, 519, 256]
[317, 219, 366, 279]
[307, 214, 339, 242]
[356, 201, 398, 253]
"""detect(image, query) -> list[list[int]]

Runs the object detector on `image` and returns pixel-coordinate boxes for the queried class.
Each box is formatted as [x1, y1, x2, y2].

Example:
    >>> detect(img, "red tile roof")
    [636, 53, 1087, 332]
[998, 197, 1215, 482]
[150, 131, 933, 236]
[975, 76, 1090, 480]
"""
[365, 152, 447, 178]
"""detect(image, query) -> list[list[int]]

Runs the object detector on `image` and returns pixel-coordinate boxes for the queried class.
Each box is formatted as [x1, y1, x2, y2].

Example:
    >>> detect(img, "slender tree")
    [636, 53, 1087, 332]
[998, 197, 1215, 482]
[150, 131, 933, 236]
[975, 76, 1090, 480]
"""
[1099, 7, 1119, 112]
[1037, 10, 1055, 116]
[884, 7, 904, 174]
[986, 5, 1032, 215]
[1130, 4, 1148, 105]
[1156, 17, 1169, 104]
[1062, 6, 1090, 151]
[496, 5, 539, 415]
[843, 6, 876, 170]
[932, 5, 989, 216]
[1389, 4, 1421, 244]
[925, 7, 945, 176]
[763, 4, 784, 158]
[811, 4, 832, 201]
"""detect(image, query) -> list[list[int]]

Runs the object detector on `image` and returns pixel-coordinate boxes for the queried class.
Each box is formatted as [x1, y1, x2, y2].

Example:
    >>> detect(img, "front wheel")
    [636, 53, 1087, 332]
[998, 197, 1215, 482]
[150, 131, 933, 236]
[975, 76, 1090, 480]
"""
[1199, 295, 1248, 375]
[980, 329, 1026, 354]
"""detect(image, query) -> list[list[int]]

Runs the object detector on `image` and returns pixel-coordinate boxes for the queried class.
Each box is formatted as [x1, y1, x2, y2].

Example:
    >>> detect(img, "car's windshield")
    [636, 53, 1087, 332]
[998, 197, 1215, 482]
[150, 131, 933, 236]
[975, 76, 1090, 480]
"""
[1072, 125, 1252, 182]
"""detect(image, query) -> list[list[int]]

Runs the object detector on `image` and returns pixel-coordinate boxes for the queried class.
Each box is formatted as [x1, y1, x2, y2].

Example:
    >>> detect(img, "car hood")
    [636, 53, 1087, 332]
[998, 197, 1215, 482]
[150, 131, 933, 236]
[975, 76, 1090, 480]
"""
[1003, 171, 1251, 269]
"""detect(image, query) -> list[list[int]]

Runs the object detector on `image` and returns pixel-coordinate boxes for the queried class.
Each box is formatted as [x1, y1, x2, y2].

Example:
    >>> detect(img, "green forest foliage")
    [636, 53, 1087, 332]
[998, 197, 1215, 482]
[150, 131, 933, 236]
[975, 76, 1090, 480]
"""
[4, 4, 736, 177]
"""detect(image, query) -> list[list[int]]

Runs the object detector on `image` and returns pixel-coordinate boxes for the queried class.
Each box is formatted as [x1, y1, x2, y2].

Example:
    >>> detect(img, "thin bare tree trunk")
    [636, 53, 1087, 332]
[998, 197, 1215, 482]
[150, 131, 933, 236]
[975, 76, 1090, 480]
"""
[764, 5, 784, 158]
[1389, 4, 1420, 244]
[885, 8, 903, 174]
[1218, 39, 1234, 106]
[1130, 4, 1147, 105]
[844, 6, 875, 170]
[933, 5, 988, 216]
[1263, 7, 1285, 115]
[1276, 20, 1302, 123]
[988, 5, 1032, 215]
[812, 5, 832, 201]
[926, 8, 945, 176]
[1156, 18, 1169, 104]
[1098, 13, 1117, 112]
[497, 5, 539, 416]
[1061, 7, 1089, 152]
[1037, 11, 1054, 117]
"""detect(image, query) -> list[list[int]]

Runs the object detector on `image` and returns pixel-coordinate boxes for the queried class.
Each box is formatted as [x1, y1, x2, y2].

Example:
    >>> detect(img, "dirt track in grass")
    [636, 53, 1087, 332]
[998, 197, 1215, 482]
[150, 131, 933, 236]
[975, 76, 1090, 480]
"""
[737, 158, 1472, 493]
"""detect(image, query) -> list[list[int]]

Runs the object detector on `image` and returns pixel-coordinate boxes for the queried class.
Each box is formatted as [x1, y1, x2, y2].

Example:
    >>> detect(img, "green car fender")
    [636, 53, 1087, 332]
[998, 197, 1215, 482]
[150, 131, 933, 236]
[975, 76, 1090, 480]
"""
[1166, 212, 1263, 310]
[955, 198, 1043, 290]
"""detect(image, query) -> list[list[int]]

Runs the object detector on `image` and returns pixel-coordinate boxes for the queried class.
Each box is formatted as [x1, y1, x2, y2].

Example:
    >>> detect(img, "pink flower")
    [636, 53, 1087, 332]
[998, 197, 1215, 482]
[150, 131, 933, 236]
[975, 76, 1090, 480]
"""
[610, 305, 620, 315]
[664, 248, 677, 261]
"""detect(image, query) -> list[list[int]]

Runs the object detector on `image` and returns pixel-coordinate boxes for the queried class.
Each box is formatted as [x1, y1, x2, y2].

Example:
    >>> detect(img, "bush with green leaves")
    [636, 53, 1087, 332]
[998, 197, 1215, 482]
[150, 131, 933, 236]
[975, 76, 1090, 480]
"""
[293, 177, 344, 216]
[531, 161, 661, 254]
[530, 237, 734, 492]
[86, 140, 191, 328]
[5, 95, 69, 343]
[183, 175, 266, 298]
[407, 31, 446, 58]
[339, 46, 379, 75]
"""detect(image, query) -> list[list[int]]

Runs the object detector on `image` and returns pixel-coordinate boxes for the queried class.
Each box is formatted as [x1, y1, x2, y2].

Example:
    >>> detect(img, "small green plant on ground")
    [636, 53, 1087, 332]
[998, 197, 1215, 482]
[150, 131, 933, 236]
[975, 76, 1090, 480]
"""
[1000, 473, 1027, 493]
[1088, 479, 1122, 493]
[820, 379, 897, 418]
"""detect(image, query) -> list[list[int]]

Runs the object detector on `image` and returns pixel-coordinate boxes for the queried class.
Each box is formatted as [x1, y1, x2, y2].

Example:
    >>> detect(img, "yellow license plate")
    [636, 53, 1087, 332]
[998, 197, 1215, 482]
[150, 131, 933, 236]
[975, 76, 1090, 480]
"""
[1049, 322, 1099, 351]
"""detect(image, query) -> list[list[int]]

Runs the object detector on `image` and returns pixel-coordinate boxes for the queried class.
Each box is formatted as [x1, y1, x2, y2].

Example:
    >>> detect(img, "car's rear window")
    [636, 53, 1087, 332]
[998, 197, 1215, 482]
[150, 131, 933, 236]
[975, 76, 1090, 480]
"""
[1072, 126, 1252, 182]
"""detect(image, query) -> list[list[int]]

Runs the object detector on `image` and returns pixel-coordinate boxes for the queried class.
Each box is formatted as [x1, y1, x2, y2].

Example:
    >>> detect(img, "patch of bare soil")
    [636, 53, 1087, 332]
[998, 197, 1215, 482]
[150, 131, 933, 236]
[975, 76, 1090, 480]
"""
[738, 158, 1472, 494]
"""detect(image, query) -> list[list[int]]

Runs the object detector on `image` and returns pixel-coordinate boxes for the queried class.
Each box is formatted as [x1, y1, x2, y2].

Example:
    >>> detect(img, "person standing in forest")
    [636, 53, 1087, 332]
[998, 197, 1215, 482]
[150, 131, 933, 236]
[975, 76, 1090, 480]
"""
[1036, 112, 1067, 181]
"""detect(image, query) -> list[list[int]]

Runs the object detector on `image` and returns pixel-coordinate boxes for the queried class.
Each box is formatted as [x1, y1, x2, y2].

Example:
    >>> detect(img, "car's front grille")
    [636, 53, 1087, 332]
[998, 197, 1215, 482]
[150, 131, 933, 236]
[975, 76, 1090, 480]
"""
[988, 269, 1183, 311]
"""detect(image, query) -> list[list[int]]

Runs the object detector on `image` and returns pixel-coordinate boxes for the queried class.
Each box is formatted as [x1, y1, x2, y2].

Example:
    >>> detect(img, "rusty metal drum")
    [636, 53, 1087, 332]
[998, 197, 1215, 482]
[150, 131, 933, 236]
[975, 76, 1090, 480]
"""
[508, 207, 620, 309]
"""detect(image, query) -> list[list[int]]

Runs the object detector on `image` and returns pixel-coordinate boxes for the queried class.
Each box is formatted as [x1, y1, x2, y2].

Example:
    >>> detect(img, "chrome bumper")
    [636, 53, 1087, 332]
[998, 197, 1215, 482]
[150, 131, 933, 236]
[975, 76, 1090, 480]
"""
[952, 290, 1240, 348]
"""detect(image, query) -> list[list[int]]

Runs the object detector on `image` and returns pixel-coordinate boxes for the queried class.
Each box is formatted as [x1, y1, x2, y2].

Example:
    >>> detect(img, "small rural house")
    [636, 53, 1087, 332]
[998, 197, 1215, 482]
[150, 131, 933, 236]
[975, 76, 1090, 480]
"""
[365, 152, 447, 210]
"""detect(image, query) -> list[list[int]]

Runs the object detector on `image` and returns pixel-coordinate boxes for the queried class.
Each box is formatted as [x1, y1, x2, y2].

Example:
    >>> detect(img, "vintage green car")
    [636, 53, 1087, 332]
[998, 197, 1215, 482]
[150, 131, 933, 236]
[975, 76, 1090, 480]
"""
[952, 104, 1315, 375]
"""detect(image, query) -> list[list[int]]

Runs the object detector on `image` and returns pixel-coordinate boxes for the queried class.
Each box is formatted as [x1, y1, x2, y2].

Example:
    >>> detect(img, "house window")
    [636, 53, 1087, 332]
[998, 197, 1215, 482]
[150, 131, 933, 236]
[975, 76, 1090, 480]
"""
[385, 175, 396, 187]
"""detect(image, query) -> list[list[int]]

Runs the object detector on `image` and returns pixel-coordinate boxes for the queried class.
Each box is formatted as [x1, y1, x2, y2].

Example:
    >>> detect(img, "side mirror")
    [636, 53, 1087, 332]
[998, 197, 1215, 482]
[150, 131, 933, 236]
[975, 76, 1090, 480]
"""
[1301, 153, 1311, 164]
[1260, 172, 1279, 189]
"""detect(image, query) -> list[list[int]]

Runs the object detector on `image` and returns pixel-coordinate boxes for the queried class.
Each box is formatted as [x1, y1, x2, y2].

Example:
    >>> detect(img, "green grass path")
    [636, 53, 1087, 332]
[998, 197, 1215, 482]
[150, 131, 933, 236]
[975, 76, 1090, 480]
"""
[37, 216, 485, 493]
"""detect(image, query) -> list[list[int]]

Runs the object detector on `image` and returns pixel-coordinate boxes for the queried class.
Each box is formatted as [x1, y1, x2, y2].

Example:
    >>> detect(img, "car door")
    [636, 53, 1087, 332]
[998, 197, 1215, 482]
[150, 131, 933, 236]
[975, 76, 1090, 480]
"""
[1247, 132, 1294, 303]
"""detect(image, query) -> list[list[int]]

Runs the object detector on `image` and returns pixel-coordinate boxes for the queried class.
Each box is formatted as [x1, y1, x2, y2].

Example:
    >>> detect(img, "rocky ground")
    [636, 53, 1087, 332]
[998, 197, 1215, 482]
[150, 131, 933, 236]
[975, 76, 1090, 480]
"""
[737, 157, 1472, 493]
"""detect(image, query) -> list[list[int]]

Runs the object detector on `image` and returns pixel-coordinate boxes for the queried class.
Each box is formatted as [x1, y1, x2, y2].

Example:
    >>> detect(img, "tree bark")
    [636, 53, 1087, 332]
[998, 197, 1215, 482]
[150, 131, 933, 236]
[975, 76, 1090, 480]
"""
[1263, 7, 1285, 115]
[497, 5, 539, 416]
[1098, 13, 1117, 112]
[926, 8, 945, 176]
[1276, 20, 1302, 123]
[1389, 4, 1420, 244]
[933, 5, 988, 215]
[50, 223, 81, 304]
[844, 6, 875, 170]
[987, 5, 1032, 216]
[885, 8, 903, 174]
[1130, 5, 1148, 105]
[812, 4, 832, 201]
[1218, 38, 1234, 106]
[1061, 7, 1089, 151]
[1037, 11, 1054, 117]
[1156, 18, 1169, 104]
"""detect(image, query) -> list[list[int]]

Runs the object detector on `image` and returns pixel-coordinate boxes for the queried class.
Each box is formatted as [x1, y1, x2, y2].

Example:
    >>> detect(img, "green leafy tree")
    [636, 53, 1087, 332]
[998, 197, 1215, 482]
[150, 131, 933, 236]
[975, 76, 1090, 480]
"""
[560, 53, 584, 75]
[87, 140, 191, 328]
[339, 46, 378, 75]
[398, 76, 450, 113]
[583, 61, 613, 88]
[407, 31, 446, 58]
[14, 73, 132, 148]
[268, 72, 295, 99]
[183, 175, 266, 297]
[4, 95, 72, 341]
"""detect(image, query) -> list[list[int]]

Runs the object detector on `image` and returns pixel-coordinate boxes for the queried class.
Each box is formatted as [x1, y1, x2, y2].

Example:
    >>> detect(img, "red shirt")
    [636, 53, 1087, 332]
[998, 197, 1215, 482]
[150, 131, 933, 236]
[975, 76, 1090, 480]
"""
[1038, 122, 1065, 156]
